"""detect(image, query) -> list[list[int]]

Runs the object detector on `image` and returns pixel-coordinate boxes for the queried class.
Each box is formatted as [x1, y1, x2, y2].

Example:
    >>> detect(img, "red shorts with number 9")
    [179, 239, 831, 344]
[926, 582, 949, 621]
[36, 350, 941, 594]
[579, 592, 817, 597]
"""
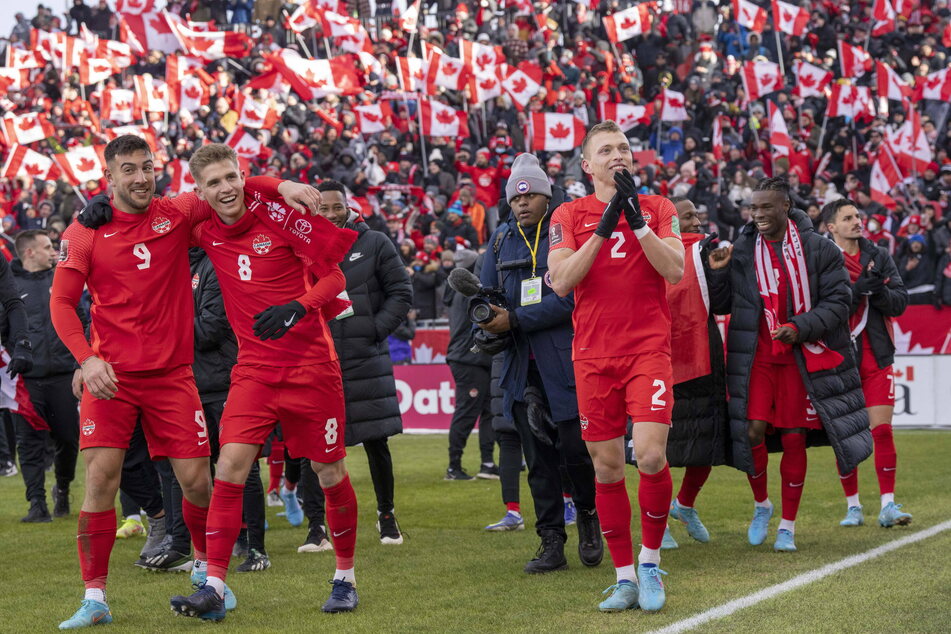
[219, 362, 347, 463]
[575, 352, 673, 442]
[859, 351, 896, 408]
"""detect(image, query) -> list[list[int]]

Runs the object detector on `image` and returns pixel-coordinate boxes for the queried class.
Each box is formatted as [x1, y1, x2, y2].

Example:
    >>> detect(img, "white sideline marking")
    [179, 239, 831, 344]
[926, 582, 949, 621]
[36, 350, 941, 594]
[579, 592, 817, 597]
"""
[646, 519, 951, 634]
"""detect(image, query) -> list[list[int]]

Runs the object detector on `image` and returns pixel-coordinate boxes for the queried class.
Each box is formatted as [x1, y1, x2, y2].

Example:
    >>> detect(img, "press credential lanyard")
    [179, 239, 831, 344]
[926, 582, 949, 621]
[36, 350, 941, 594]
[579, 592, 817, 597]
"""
[516, 220, 542, 306]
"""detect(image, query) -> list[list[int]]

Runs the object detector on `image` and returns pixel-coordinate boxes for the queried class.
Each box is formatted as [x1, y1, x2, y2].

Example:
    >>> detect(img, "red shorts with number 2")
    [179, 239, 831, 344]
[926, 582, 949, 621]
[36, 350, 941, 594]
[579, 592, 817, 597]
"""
[859, 351, 896, 408]
[219, 362, 347, 463]
[575, 352, 673, 442]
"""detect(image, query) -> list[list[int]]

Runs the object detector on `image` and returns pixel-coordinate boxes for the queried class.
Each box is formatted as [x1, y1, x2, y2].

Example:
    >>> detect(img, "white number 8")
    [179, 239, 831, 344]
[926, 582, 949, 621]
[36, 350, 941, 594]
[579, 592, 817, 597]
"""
[237, 254, 252, 281]
[324, 418, 338, 445]
[133, 243, 151, 269]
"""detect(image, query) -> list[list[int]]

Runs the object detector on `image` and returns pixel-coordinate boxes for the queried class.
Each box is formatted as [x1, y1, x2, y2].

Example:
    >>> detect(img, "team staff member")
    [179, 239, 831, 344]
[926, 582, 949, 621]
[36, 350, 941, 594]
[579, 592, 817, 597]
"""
[548, 120, 684, 613]
[821, 200, 912, 528]
[705, 178, 871, 553]
[479, 153, 602, 575]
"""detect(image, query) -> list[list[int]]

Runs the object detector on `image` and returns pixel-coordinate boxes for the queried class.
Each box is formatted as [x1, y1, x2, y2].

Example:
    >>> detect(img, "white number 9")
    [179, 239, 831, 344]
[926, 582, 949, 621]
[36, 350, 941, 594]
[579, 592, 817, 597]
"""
[133, 243, 151, 270]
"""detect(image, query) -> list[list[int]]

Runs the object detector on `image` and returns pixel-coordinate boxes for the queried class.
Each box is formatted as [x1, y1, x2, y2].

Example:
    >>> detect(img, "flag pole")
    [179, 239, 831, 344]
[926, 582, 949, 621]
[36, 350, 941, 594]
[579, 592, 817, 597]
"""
[774, 30, 785, 78]
[72, 185, 87, 206]
[480, 101, 487, 141]
[281, 10, 313, 58]
[416, 97, 427, 167]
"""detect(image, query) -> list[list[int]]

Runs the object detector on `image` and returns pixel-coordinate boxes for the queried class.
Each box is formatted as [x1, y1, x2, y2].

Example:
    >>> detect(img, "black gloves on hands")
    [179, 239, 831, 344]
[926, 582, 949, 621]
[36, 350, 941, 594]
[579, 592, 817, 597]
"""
[698, 232, 719, 264]
[613, 169, 646, 231]
[78, 194, 113, 230]
[854, 268, 886, 296]
[253, 301, 306, 340]
[594, 193, 624, 239]
[8, 339, 33, 378]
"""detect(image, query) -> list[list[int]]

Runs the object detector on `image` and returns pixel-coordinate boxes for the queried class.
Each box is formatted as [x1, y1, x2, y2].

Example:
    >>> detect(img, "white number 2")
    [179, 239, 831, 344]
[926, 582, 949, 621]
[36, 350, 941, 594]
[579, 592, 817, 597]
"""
[324, 418, 338, 445]
[133, 243, 151, 270]
[651, 379, 667, 407]
[237, 254, 252, 281]
[610, 231, 627, 259]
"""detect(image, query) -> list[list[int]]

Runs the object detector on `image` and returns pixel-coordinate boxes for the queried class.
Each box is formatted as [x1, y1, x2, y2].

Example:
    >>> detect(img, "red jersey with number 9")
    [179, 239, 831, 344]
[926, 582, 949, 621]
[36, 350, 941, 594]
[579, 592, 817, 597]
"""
[549, 193, 681, 360]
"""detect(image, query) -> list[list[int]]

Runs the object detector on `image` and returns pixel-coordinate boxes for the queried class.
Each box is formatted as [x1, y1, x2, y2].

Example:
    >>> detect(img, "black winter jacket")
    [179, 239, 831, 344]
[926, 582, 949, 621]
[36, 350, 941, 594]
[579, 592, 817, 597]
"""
[444, 256, 492, 368]
[707, 209, 871, 474]
[190, 249, 236, 403]
[329, 222, 413, 445]
[848, 237, 908, 369]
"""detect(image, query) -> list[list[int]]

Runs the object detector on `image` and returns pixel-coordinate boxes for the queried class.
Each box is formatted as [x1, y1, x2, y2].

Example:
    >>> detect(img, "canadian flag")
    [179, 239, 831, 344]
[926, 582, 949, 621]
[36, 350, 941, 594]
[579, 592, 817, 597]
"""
[168, 159, 196, 194]
[460, 39, 506, 76]
[600, 102, 654, 132]
[793, 61, 832, 98]
[768, 101, 791, 160]
[96, 39, 136, 73]
[336, 24, 375, 57]
[712, 116, 724, 160]
[120, 12, 180, 55]
[426, 49, 469, 93]
[1, 145, 60, 183]
[602, 4, 653, 43]
[501, 62, 542, 109]
[101, 88, 139, 123]
[399, 0, 421, 31]
[420, 100, 470, 138]
[397, 56, 426, 92]
[6, 47, 45, 69]
[876, 61, 912, 102]
[167, 15, 252, 62]
[273, 49, 362, 99]
[741, 60, 784, 101]
[104, 125, 160, 153]
[173, 75, 209, 113]
[31, 29, 59, 61]
[0, 68, 28, 94]
[468, 68, 504, 105]
[660, 88, 689, 121]
[733, 0, 768, 31]
[872, 0, 896, 37]
[234, 93, 279, 130]
[79, 55, 113, 85]
[166, 54, 214, 86]
[887, 111, 931, 174]
[225, 127, 267, 160]
[772, 0, 809, 36]
[531, 112, 587, 151]
[133, 74, 169, 113]
[2, 112, 55, 145]
[827, 84, 875, 119]
[838, 41, 872, 78]
[0, 349, 48, 431]
[115, 0, 156, 14]
[917, 68, 951, 101]
[870, 146, 903, 206]
[54, 145, 106, 186]
[287, 0, 342, 33]
[319, 10, 360, 38]
[354, 102, 393, 135]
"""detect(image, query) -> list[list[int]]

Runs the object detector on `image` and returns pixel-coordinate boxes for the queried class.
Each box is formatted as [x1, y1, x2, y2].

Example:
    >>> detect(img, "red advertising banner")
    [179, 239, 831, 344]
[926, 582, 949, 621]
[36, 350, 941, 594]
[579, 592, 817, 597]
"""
[394, 364, 456, 431]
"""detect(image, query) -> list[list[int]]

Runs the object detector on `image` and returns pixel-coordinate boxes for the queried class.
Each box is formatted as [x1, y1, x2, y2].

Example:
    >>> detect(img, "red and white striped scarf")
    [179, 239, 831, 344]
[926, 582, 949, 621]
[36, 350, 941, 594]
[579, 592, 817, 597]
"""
[755, 220, 844, 372]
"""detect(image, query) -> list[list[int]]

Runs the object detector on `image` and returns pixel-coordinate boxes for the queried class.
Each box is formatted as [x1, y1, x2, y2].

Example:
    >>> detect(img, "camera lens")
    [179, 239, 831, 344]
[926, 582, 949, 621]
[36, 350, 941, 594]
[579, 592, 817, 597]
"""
[470, 302, 492, 323]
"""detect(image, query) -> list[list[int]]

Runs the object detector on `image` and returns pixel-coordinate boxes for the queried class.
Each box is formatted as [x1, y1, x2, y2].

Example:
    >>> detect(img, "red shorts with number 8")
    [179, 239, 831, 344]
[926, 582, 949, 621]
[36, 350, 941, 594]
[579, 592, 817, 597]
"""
[219, 361, 347, 463]
[575, 351, 673, 442]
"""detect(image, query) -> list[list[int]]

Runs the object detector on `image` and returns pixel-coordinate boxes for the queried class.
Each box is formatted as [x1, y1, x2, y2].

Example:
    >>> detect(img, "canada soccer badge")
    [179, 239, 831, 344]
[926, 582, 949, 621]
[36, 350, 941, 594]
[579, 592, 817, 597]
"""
[152, 216, 172, 234]
[252, 234, 272, 255]
[81, 419, 96, 437]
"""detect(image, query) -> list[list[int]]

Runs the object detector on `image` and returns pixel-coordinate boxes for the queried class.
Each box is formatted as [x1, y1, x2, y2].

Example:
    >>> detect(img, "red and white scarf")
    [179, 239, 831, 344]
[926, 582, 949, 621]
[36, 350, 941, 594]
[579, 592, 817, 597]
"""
[755, 220, 844, 372]
[842, 249, 870, 340]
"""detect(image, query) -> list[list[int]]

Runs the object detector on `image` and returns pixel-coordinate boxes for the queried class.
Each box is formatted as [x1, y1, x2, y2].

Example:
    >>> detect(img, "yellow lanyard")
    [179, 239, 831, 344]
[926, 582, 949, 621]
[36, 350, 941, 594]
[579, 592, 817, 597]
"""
[515, 220, 542, 278]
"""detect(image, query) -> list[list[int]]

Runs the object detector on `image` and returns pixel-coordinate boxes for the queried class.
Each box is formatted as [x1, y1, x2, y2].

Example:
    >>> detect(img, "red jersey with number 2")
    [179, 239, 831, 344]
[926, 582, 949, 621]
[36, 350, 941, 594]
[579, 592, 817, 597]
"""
[549, 193, 681, 360]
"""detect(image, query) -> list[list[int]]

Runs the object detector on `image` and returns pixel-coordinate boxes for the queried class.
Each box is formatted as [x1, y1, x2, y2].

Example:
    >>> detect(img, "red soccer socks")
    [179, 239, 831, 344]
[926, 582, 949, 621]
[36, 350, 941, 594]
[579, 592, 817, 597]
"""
[873, 424, 897, 496]
[595, 479, 634, 569]
[324, 474, 358, 573]
[747, 442, 769, 503]
[639, 465, 673, 551]
[780, 433, 807, 522]
[181, 497, 209, 561]
[78, 509, 117, 591]
[676, 465, 712, 508]
[205, 480, 245, 581]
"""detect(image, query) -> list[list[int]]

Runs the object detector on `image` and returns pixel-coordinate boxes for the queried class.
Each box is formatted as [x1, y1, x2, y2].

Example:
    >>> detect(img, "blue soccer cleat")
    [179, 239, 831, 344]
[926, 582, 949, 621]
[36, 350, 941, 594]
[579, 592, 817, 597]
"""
[878, 502, 913, 528]
[191, 567, 237, 611]
[598, 580, 639, 612]
[564, 499, 577, 526]
[774, 529, 797, 552]
[670, 500, 710, 543]
[661, 526, 679, 550]
[322, 579, 359, 613]
[58, 599, 113, 629]
[840, 505, 864, 527]
[748, 504, 773, 546]
[281, 487, 304, 527]
[636, 564, 668, 612]
[170, 583, 225, 621]
[484, 511, 525, 531]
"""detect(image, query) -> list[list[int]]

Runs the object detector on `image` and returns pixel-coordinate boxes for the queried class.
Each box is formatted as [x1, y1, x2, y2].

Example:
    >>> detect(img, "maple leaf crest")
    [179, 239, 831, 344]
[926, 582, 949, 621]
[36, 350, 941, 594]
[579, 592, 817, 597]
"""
[476, 53, 493, 70]
[151, 88, 164, 101]
[441, 62, 458, 76]
[435, 109, 456, 125]
[113, 100, 131, 111]
[243, 108, 262, 121]
[667, 96, 684, 108]
[363, 112, 380, 122]
[77, 157, 97, 171]
[800, 73, 816, 87]
[24, 163, 44, 177]
[149, 17, 165, 31]
[479, 78, 496, 90]
[17, 117, 36, 131]
[782, 10, 793, 22]
[841, 90, 856, 105]
[93, 64, 110, 74]
[191, 38, 216, 53]
[127, 0, 143, 8]
[510, 76, 527, 93]
[549, 122, 571, 138]
[620, 16, 639, 30]
[926, 75, 942, 90]
[184, 85, 201, 99]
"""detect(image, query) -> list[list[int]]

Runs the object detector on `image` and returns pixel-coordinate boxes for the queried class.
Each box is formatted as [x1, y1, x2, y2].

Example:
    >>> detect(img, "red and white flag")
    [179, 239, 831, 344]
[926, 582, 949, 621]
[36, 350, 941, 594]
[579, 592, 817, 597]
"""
[426, 49, 469, 93]
[827, 84, 875, 119]
[225, 127, 267, 159]
[420, 100, 470, 138]
[398, 0, 421, 31]
[530, 112, 587, 151]
[1, 145, 60, 183]
[354, 102, 393, 135]
[287, 0, 342, 32]
[133, 74, 170, 113]
[6, 47, 45, 69]
[397, 56, 426, 92]
[602, 4, 653, 42]
[793, 60, 832, 98]
[120, 11, 180, 54]
[599, 102, 654, 132]
[887, 111, 931, 174]
[168, 16, 252, 62]
[0, 68, 28, 94]
[172, 75, 210, 113]
[54, 145, 106, 186]
[768, 101, 791, 160]
[168, 159, 197, 194]
[772, 0, 810, 36]
[733, 0, 768, 31]
[234, 93, 279, 130]
[870, 146, 903, 206]
[166, 54, 214, 86]
[115, 0, 156, 14]
[460, 39, 505, 76]
[918, 67, 951, 101]
[660, 88, 689, 121]
[872, 0, 897, 36]
[79, 56, 113, 85]
[712, 116, 724, 160]
[501, 62, 542, 108]
[273, 49, 362, 98]
[838, 41, 872, 78]
[0, 350, 48, 431]
[741, 60, 784, 101]
[101, 88, 138, 123]
[876, 61, 912, 101]
[96, 39, 136, 73]
[2, 112, 55, 145]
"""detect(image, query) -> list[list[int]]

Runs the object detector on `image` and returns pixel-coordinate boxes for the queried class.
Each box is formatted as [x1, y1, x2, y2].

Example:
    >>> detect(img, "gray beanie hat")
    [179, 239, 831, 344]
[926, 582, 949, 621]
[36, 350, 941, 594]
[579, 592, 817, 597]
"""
[505, 153, 553, 203]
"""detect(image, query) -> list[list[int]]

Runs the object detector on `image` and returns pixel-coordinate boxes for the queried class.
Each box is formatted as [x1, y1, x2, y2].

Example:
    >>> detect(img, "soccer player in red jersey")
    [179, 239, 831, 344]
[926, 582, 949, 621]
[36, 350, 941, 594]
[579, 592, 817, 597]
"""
[50, 135, 321, 629]
[548, 121, 684, 612]
[169, 144, 360, 620]
[822, 200, 912, 528]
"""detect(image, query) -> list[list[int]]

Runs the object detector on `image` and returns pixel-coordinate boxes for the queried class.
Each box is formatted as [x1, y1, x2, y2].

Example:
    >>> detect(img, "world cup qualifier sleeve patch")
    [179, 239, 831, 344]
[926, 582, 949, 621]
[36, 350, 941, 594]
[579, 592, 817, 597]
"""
[550, 222, 563, 246]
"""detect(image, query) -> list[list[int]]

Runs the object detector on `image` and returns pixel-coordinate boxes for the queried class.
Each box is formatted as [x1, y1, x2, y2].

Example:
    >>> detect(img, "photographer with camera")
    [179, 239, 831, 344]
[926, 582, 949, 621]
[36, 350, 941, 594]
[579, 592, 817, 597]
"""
[475, 153, 602, 574]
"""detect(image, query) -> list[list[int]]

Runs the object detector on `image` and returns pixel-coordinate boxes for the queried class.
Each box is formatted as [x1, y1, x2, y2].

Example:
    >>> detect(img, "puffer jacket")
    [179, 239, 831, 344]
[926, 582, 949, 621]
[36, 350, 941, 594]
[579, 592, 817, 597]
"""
[849, 237, 908, 369]
[190, 249, 236, 403]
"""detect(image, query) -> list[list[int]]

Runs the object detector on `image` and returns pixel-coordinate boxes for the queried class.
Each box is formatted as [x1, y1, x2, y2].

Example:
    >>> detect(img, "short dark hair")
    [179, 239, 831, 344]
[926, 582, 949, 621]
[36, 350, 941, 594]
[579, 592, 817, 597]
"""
[668, 195, 689, 205]
[103, 134, 151, 165]
[14, 229, 49, 258]
[754, 176, 790, 195]
[316, 179, 346, 195]
[820, 198, 858, 226]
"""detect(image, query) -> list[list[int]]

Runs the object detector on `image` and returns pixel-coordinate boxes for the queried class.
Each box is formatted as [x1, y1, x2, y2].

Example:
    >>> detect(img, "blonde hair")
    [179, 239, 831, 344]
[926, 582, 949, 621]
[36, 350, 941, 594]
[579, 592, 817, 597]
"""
[188, 143, 239, 183]
[581, 120, 623, 159]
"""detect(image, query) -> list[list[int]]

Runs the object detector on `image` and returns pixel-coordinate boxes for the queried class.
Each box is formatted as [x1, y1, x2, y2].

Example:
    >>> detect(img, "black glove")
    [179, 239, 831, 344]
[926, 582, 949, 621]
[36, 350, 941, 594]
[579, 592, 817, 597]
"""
[77, 194, 113, 229]
[594, 193, 624, 239]
[252, 301, 306, 340]
[524, 386, 556, 447]
[854, 270, 885, 296]
[613, 169, 646, 231]
[7, 339, 33, 378]
[698, 232, 719, 264]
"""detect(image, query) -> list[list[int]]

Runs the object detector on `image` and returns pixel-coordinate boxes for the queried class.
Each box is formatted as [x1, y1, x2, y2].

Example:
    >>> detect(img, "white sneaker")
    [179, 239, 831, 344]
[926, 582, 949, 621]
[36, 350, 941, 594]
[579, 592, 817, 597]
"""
[266, 491, 282, 507]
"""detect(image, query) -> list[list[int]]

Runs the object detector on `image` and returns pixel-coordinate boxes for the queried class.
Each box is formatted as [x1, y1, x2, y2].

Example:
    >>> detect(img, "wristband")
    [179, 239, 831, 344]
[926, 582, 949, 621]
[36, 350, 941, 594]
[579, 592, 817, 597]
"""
[633, 225, 651, 239]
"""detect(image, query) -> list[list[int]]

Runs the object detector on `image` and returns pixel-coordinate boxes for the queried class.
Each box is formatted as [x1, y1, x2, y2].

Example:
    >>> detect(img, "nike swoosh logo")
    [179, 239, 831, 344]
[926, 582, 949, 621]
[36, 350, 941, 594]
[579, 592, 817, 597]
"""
[646, 511, 667, 519]
[788, 482, 804, 488]
[198, 440, 208, 446]
[212, 241, 224, 246]
[839, 474, 854, 480]
[333, 528, 352, 537]
[583, 222, 598, 228]
[325, 447, 335, 453]
[19, 293, 27, 299]
[207, 530, 219, 536]
[882, 467, 896, 471]
[650, 406, 665, 411]
[284, 316, 297, 327]
[104, 232, 118, 238]
[602, 529, 613, 535]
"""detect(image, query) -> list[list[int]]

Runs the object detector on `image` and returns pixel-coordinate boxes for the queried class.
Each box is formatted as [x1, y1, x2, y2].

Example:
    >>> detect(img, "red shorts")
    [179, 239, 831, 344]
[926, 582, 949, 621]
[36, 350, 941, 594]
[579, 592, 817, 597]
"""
[219, 362, 347, 464]
[747, 357, 820, 430]
[575, 352, 673, 442]
[859, 352, 895, 408]
[79, 365, 209, 460]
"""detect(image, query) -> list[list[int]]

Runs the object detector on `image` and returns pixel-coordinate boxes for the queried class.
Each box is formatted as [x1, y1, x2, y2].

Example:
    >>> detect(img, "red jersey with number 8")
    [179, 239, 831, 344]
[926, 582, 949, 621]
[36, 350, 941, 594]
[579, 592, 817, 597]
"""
[549, 193, 681, 360]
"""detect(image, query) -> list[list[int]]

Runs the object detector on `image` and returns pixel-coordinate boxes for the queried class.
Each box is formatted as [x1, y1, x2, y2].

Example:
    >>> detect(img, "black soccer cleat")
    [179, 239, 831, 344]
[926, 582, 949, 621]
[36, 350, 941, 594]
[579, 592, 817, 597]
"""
[170, 583, 226, 621]
[322, 579, 359, 613]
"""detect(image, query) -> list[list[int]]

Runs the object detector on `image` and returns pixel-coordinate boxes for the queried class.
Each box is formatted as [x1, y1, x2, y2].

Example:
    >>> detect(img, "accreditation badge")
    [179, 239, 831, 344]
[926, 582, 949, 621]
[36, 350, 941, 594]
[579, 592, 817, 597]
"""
[520, 277, 542, 306]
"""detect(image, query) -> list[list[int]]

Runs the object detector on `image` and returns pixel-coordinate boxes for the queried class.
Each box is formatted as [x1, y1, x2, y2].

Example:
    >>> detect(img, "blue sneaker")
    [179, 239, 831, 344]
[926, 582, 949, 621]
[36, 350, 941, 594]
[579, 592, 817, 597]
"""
[670, 500, 710, 543]
[879, 502, 913, 528]
[281, 487, 304, 527]
[661, 526, 679, 550]
[748, 504, 773, 546]
[485, 511, 525, 531]
[636, 564, 668, 612]
[598, 580, 639, 612]
[774, 529, 797, 552]
[191, 566, 237, 611]
[564, 499, 577, 526]
[58, 599, 113, 629]
[322, 579, 358, 613]
[840, 505, 864, 527]
[170, 583, 226, 621]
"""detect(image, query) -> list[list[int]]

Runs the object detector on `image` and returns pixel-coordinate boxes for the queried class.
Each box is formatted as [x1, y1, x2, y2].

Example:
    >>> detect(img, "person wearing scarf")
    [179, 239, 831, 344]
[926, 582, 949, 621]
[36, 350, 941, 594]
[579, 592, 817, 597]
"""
[821, 200, 912, 529]
[705, 177, 870, 554]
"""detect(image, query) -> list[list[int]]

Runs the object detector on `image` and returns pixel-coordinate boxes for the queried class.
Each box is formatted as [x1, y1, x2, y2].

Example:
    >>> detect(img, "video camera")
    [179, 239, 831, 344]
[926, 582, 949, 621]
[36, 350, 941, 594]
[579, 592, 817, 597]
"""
[447, 258, 531, 355]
